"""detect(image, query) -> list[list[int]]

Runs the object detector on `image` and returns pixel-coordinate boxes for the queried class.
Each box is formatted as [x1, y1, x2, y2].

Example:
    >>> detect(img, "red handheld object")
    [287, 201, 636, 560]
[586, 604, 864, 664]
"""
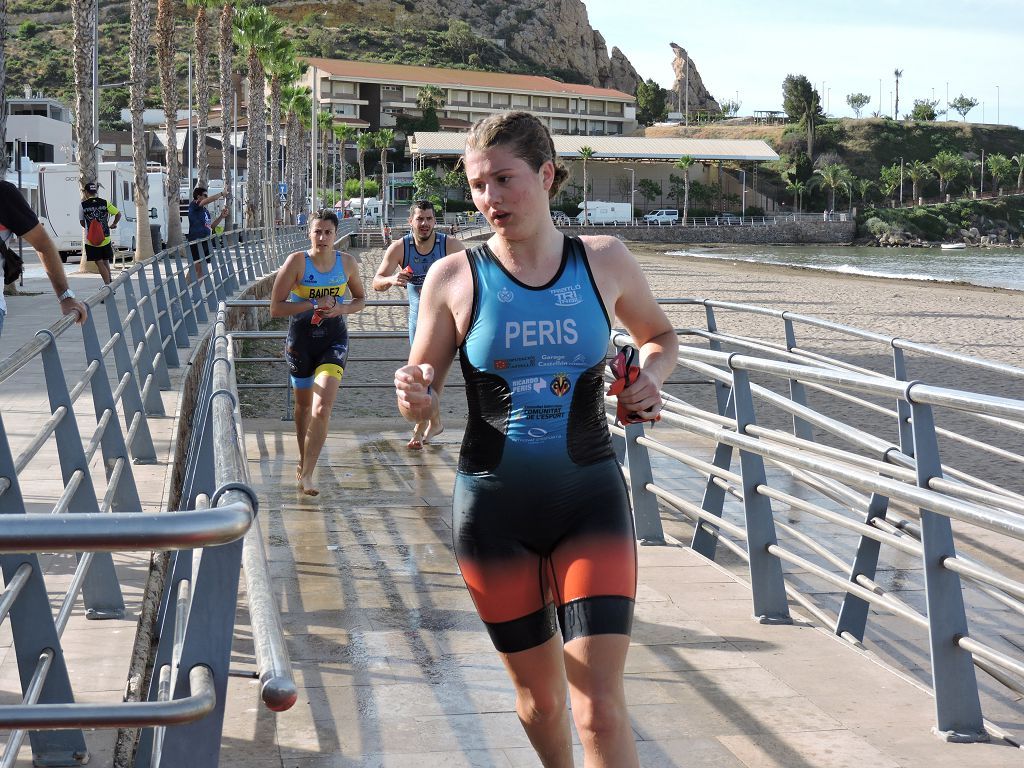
[403, 265, 414, 274]
[607, 345, 659, 425]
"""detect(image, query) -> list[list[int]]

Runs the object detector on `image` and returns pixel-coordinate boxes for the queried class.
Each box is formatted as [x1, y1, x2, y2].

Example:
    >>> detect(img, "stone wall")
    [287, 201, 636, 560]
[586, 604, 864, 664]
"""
[565, 221, 856, 245]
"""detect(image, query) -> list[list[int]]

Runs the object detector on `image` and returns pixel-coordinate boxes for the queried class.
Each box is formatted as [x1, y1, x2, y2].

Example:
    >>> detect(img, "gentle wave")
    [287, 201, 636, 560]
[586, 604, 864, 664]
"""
[665, 248, 1020, 289]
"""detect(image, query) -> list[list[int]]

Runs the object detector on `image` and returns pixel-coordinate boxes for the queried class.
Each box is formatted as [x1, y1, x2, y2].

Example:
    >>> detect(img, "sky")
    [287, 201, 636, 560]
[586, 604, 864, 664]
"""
[581, 0, 1023, 128]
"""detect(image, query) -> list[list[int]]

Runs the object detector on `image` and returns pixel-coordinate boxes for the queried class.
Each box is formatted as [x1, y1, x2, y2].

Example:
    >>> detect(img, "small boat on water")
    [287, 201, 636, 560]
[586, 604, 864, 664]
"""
[940, 242, 967, 250]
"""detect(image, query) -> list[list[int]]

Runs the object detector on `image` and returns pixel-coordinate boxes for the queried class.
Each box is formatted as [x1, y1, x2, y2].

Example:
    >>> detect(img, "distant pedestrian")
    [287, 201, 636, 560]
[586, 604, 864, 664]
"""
[80, 181, 121, 285]
[188, 185, 229, 278]
[297, 210, 308, 227]
[0, 179, 88, 336]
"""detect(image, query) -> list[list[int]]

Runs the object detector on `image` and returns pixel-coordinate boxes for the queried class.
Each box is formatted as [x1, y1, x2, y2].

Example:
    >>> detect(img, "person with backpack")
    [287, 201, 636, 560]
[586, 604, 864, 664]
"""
[79, 181, 121, 285]
[0, 180, 88, 337]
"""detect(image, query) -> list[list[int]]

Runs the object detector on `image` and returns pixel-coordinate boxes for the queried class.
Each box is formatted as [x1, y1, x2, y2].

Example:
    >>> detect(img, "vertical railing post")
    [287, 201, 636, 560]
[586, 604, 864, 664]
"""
[38, 331, 125, 618]
[908, 396, 987, 741]
[149, 258, 181, 369]
[703, 304, 731, 416]
[179, 245, 209, 327]
[892, 345, 915, 457]
[79, 310, 146, 513]
[101, 288, 158, 462]
[205, 238, 224, 309]
[0, 414, 91, 766]
[129, 267, 172, 395]
[163, 249, 194, 346]
[691, 389, 735, 559]
[622, 421, 664, 545]
[834, 491, 892, 641]
[783, 315, 815, 441]
[730, 364, 791, 624]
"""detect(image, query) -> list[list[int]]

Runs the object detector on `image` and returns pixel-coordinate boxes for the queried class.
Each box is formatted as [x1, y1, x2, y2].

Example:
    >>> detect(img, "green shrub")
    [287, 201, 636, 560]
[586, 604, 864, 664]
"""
[18, 20, 40, 38]
[864, 217, 892, 236]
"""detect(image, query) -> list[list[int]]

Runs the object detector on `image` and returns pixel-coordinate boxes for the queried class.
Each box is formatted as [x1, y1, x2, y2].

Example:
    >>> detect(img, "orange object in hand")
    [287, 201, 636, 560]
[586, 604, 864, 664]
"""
[608, 345, 659, 425]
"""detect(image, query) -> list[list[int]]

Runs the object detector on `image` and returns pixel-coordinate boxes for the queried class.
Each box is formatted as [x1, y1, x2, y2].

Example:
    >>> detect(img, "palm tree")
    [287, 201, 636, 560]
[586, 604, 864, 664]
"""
[1012, 152, 1024, 191]
[281, 84, 310, 220]
[416, 84, 445, 130]
[578, 145, 595, 224]
[812, 162, 850, 213]
[853, 178, 874, 207]
[904, 159, 933, 202]
[317, 110, 333, 195]
[985, 153, 1013, 194]
[356, 131, 374, 215]
[893, 69, 903, 119]
[216, 0, 235, 229]
[266, 37, 297, 221]
[129, 0, 153, 259]
[674, 155, 695, 225]
[156, 0, 183, 246]
[375, 128, 395, 223]
[0, 0, 9, 175]
[929, 150, 965, 197]
[234, 4, 281, 227]
[332, 123, 355, 214]
[71, 0, 98, 186]
[187, 0, 215, 187]
[785, 178, 806, 212]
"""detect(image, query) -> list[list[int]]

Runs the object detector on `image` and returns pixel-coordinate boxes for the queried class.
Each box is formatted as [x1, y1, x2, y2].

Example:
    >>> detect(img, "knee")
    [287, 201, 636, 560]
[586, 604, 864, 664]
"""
[516, 688, 567, 729]
[310, 401, 331, 422]
[573, 695, 629, 743]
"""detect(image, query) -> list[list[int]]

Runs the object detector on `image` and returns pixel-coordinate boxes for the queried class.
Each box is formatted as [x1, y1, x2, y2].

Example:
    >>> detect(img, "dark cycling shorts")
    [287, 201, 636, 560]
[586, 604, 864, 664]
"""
[284, 315, 350, 389]
[453, 457, 637, 654]
[189, 238, 211, 263]
[84, 242, 114, 262]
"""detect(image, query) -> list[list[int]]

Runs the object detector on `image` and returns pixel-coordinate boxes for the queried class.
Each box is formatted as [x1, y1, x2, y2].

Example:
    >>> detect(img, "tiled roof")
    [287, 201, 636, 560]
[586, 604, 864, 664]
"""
[303, 58, 634, 102]
[409, 133, 780, 162]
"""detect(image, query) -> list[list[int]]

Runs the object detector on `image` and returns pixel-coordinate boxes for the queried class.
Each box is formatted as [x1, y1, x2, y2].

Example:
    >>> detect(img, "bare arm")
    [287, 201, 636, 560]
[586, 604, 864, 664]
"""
[583, 235, 677, 418]
[445, 237, 467, 255]
[371, 239, 410, 292]
[21, 223, 89, 325]
[394, 256, 467, 423]
[269, 252, 313, 318]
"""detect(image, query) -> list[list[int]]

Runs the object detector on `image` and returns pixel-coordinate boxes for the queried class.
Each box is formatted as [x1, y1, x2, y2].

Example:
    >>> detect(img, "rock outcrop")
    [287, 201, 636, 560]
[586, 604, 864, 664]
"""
[668, 43, 720, 115]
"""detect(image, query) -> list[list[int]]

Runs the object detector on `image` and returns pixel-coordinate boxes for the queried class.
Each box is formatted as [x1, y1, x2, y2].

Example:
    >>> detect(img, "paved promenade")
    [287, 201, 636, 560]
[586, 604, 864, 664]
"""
[1, 258, 1021, 766]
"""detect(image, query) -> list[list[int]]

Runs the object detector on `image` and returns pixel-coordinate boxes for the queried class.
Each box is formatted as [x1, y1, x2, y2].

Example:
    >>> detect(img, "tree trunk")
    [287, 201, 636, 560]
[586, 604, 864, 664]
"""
[129, 0, 153, 260]
[582, 161, 588, 224]
[269, 78, 282, 224]
[682, 174, 689, 226]
[71, 0, 98, 184]
[194, 4, 210, 186]
[156, 0, 183, 246]
[218, 2, 234, 229]
[0, 0, 9, 176]
[380, 148, 388, 224]
[245, 50, 266, 228]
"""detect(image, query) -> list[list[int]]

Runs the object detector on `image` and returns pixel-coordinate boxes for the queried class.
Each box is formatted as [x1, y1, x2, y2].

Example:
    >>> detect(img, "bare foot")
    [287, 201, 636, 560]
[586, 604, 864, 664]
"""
[421, 419, 445, 445]
[407, 422, 426, 450]
[299, 474, 319, 496]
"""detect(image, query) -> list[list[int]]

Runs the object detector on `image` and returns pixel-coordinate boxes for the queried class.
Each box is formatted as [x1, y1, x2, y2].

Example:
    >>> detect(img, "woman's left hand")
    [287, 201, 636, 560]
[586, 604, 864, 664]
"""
[614, 368, 663, 422]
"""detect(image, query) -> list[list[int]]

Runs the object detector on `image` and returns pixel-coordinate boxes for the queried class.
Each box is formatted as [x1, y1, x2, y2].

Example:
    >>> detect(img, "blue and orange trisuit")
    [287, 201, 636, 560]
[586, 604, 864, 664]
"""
[453, 235, 637, 653]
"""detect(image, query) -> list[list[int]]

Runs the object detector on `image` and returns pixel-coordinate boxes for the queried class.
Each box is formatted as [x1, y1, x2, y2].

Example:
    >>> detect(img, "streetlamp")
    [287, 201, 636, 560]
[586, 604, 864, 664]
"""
[898, 156, 904, 206]
[996, 85, 1000, 124]
[626, 167, 635, 224]
[740, 167, 746, 217]
[826, 88, 831, 115]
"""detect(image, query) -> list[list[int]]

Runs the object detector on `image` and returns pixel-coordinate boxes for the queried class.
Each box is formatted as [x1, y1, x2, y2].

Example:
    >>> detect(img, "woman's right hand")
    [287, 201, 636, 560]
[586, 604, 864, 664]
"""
[395, 363, 435, 420]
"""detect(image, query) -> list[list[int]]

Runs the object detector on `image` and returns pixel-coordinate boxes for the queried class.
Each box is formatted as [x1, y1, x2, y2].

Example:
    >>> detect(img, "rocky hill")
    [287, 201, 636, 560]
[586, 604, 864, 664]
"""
[4, 0, 707, 116]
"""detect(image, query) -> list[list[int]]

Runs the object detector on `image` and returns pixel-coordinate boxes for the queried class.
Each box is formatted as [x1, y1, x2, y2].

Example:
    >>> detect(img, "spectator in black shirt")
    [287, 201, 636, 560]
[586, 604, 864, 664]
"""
[0, 180, 89, 336]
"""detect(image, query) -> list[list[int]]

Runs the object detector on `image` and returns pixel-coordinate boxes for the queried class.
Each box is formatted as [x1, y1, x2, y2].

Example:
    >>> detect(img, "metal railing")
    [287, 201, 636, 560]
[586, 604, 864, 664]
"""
[612, 299, 1024, 744]
[0, 225, 303, 766]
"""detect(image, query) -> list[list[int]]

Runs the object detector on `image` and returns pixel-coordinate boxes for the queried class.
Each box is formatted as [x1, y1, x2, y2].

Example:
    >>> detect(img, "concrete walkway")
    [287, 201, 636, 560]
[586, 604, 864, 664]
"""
[222, 417, 1021, 768]
[1, 256, 1021, 767]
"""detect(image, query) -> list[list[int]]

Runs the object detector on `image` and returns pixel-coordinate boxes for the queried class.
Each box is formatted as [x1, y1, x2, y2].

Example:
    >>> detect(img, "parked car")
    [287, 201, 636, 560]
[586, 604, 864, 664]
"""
[643, 209, 680, 225]
[716, 213, 742, 225]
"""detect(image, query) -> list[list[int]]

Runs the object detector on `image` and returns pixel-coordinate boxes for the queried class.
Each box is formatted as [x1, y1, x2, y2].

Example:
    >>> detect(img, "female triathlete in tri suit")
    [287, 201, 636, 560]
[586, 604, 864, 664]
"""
[394, 112, 677, 767]
[271, 210, 365, 496]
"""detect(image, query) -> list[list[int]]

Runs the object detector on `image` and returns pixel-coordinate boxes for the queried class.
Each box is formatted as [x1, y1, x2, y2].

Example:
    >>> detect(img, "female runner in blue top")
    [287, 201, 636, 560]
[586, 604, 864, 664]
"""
[271, 210, 365, 496]
[394, 112, 677, 767]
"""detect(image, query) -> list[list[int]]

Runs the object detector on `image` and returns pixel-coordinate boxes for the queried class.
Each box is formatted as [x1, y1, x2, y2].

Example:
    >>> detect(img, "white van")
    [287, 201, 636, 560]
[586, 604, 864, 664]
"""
[38, 161, 139, 261]
[643, 209, 680, 225]
[346, 197, 382, 225]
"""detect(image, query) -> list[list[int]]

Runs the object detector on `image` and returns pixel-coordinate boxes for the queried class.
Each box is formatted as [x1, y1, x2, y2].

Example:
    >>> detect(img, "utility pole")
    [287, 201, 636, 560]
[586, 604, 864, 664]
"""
[684, 57, 689, 126]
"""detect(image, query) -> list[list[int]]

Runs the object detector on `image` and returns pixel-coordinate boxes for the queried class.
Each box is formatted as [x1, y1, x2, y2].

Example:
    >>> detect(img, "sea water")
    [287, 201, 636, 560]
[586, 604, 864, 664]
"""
[666, 244, 1024, 291]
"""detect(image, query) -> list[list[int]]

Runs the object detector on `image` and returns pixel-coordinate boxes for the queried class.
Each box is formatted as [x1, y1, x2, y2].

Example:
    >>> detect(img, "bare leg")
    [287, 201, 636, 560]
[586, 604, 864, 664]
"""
[293, 387, 313, 485]
[564, 634, 637, 767]
[499, 634, 574, 768]
[298, 373, 341, 496]
[96, 260, 112, 285]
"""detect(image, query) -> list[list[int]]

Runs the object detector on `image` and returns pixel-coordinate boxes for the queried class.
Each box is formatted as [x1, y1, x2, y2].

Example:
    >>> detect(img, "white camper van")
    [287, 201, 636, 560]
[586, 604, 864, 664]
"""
[575, 201, 631, 225]
[346, 197, 382, 225]
[38, 162, 139, 261]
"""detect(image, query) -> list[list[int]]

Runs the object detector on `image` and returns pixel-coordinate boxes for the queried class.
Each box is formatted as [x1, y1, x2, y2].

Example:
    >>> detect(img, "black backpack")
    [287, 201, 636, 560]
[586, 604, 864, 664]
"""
[1, 237, 24, 285]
